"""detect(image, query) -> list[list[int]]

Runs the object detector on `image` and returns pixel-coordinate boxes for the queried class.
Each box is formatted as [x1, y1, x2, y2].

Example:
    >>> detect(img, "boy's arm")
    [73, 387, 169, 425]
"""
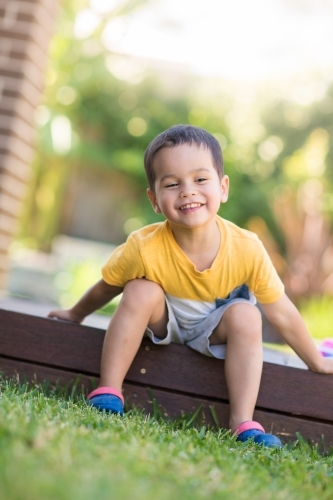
[48, 279, 123, 324]
[260, 293, 333, 374]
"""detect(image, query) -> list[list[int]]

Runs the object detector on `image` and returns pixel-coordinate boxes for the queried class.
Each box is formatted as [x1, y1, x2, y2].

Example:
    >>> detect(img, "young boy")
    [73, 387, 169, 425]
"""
[49, 125, 333, 447]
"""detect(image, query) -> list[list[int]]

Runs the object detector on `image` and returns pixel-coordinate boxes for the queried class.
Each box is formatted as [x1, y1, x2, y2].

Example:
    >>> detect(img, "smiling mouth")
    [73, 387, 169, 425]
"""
[179, 203, 203, 210]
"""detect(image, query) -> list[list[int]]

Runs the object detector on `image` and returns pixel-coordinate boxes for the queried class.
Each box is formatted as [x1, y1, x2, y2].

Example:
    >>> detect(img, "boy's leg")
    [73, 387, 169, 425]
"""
[210, 302, 281, 446]
[89, 279, 167, 413]
[100, 279, 168, 390]
[210, 303, 263, 431]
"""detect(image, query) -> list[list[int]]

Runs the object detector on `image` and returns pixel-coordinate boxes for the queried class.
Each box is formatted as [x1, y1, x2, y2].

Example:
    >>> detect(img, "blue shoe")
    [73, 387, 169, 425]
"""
[88, 387, 124, 415]
[235, 421, 282, 448]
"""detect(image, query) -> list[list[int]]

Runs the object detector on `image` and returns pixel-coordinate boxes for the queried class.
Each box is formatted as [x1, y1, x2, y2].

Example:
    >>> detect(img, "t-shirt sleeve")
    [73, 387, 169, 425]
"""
[252, 241, 285, 303]
[101, 234, 145, 287]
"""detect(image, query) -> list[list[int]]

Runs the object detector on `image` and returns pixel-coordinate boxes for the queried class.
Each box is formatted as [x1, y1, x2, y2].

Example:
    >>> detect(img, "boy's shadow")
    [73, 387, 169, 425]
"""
[258, 304, 285, 344]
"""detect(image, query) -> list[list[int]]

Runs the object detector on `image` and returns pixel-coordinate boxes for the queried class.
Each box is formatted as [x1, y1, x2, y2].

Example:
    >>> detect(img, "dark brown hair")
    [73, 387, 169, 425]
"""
[144, 124, 224, 190]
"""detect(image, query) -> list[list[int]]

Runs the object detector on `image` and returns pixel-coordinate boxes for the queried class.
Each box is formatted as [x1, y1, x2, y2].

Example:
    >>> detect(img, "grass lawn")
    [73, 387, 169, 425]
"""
[0, 378, 333, 500]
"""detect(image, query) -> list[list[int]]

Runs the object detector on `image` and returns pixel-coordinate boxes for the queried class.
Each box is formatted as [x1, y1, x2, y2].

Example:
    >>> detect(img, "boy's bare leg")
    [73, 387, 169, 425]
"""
[99, 279, 168, 391]
[209, 303, 263, 432]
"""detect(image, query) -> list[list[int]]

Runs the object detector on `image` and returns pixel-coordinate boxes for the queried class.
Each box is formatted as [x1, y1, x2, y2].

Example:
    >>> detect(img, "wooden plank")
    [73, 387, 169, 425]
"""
[1, 309, 333, 422]
[1, 356, 332, 447]
[128, 344, 333, 422]
[0, 309, 104, 373]
[0, 153, 36, 183]
[0, 75, 42, 110]
[0, 59, 45, 93]
[0, 115, 36, 145]
[0, 0, 57, 289]
[0, 24, 52, 56]
[0, 356, 97, 394]
[124, 384, 333, 447]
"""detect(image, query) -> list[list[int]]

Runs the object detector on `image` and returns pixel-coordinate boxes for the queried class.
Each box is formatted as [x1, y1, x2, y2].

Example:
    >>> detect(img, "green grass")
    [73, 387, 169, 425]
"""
[1, 378, 333, 500]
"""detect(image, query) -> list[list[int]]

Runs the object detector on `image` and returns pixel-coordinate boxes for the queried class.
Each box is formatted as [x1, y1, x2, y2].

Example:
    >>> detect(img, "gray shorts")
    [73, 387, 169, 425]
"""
[145, 291, 256, 359]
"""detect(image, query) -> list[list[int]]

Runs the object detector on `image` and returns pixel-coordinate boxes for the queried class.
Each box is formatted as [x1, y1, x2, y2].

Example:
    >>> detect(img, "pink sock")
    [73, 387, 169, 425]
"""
[88, 386, 124, 404]
[234, 421, 265, 435]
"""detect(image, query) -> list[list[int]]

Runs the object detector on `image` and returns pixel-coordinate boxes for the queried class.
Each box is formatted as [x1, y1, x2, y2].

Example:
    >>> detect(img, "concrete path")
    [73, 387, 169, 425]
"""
[0, 296, 110, 330]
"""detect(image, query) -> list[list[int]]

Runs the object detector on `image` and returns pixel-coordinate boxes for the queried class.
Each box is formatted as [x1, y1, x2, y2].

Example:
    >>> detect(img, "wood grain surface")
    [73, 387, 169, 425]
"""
[1, 308, 333, 445]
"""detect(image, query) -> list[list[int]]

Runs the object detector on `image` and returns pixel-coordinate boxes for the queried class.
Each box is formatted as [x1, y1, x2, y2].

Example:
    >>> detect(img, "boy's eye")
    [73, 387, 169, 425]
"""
[165, 182, 179, 188]
[196, 177, 207, 183]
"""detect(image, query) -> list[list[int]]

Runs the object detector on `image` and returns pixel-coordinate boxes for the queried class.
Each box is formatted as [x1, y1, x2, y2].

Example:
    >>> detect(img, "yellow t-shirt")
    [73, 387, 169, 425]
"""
[102, 216, 284, 328]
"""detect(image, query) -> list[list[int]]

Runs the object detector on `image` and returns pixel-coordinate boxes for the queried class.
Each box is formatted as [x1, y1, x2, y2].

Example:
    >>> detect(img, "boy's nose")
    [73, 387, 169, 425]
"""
[179, 184, 197, 198]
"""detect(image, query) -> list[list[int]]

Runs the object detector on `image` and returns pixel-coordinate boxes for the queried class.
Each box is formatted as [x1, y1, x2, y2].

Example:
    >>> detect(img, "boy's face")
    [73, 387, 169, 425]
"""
[147, 144, 229, 231]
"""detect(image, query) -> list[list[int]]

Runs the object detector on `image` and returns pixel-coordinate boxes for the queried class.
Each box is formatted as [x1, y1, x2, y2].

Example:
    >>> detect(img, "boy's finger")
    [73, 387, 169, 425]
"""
[47, 311, 59, 318]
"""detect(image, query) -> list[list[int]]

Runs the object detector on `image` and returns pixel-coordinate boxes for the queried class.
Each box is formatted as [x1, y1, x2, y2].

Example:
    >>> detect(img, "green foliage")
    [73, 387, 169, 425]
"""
[21, 0, 279, 249]
[19, 0, 333, 279]
[299, 295, 333, 341]
[1, 377, 333, 500]
[52, 251, 120, 312]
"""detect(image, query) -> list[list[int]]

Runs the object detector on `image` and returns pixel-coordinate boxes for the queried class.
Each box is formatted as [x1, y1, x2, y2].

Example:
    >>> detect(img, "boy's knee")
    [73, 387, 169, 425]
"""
[223, 303, 262, 334]
[123, 279, 164, 305]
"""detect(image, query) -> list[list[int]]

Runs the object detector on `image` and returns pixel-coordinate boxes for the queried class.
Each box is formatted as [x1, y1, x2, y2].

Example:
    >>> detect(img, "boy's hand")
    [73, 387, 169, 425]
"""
[47, 280, 123, 325]
[320, 357, 333, 375]
[48, 309, 84, 324]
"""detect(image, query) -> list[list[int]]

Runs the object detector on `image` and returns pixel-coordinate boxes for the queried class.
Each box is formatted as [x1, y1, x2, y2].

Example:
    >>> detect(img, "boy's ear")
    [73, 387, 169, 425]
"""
[147, 188, 162, 213]
[220, 175, 229, 203]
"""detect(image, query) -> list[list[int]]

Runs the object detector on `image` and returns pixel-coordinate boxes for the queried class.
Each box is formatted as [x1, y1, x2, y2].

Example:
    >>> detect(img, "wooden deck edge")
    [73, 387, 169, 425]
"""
[1, 308, 333, 421]
[1, 355, 333, 447]
[124, 383, 333, 448]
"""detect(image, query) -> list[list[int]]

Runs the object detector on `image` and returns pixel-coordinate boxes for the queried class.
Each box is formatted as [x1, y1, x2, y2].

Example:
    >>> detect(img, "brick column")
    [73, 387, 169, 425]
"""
[0, 0, 58, 289]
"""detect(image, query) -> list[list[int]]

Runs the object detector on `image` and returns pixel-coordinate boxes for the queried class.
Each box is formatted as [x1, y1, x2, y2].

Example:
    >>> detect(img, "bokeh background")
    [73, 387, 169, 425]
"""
[5, 0, 333, 338]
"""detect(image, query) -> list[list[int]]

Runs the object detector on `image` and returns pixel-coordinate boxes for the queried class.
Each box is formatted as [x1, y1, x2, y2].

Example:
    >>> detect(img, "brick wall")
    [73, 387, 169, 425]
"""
[0, 0, 58, 289]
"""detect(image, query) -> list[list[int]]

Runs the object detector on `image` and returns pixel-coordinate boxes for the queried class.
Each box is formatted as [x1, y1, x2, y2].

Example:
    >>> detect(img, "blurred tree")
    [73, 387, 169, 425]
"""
[248, 84, 333, 301]
[18, 0, 333, 304]
[19, 0, 274, 249]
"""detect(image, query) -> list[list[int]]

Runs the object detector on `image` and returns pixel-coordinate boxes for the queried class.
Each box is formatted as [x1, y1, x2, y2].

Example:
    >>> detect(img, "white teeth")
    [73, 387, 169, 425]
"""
[180, 203, 202, 210]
